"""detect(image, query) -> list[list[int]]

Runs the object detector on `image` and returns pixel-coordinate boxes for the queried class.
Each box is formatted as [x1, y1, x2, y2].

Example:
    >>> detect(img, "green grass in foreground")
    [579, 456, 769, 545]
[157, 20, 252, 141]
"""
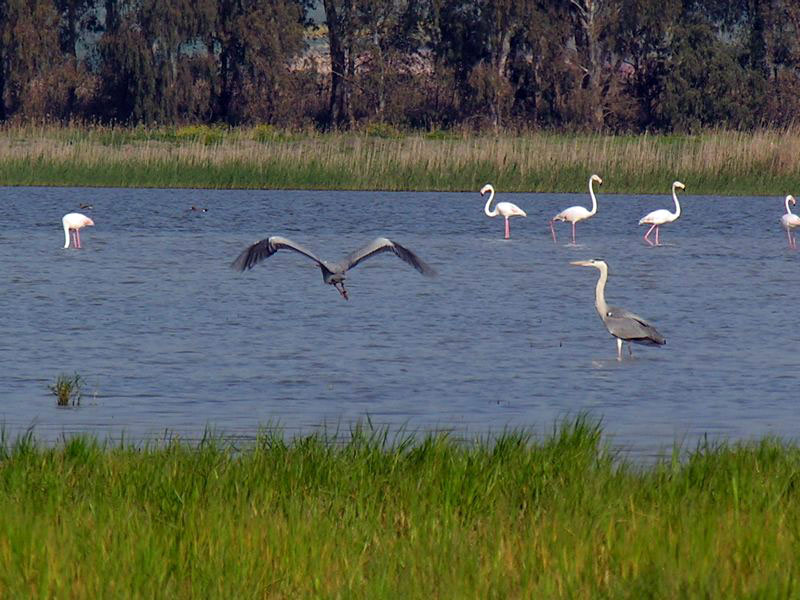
[1, 418, 799, 597]
[2, 124, 800, 194]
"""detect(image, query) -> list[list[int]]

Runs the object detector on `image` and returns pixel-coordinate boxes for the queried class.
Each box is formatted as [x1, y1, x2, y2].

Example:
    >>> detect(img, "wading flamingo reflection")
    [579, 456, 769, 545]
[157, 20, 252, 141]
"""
[781, 195, 800, 249]
[232, 236, 436, 300]
[639, 181, 685, 246]
[550, 174, 602, 245]
[571, 259, 666, 360]
[62, 213, 94, 249]
[481, 184, 526, 239]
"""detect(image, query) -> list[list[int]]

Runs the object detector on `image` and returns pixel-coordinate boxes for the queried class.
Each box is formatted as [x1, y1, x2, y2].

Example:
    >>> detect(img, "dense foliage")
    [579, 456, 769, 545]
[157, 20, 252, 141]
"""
[0, 0, 799, 132]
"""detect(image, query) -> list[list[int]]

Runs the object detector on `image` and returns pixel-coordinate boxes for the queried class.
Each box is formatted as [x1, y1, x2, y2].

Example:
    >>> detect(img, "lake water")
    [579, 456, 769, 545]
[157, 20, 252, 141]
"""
[0, 185, 797, 458]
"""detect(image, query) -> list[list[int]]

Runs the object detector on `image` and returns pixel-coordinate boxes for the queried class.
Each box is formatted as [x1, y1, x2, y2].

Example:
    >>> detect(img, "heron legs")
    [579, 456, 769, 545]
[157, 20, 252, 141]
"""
[334, 282, 349, 300]
[504, 217, 510, 240]
[615, 338, 634, 360]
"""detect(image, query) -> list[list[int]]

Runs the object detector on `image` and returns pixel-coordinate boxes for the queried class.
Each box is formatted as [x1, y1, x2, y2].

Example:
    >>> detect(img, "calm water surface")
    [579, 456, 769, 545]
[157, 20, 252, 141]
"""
[1, 186, 797, 458]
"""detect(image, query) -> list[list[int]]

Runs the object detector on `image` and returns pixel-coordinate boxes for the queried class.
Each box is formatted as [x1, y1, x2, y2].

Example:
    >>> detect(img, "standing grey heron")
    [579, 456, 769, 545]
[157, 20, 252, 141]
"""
[571, 259, 666, 360]
[550, 174, 602, 245]
[232, 236, 436, 300]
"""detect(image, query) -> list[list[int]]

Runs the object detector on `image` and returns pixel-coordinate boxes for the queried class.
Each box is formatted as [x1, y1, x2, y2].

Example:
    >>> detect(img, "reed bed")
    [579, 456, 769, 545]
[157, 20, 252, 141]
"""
[0, 418, 799, 597]
[1, 124, 800, 194]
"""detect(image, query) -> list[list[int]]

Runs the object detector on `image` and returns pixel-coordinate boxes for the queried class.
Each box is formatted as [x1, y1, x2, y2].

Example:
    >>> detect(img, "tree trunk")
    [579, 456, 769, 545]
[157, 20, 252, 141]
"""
[323, 0, 352, 128]
[571, 0, 605, 130]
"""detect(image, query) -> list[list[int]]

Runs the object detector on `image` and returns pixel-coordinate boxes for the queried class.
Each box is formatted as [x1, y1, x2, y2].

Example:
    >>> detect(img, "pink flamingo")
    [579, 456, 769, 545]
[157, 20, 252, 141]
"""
[550, 174, 602, 244]
[62, 213, 94, 248]
[781, 195, 800, 249]
[481, 184, 527, 239]
[638, 181, 685, 246]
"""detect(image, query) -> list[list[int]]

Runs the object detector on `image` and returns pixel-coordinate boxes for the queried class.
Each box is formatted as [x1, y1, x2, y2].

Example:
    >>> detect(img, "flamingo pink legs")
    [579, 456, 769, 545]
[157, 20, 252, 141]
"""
[549, 221, 578, 245]
[69, 229, 82, 248]
[643, 224, 661, 246]
[788, 228, 797, 249]
[504, 217, 510, 240]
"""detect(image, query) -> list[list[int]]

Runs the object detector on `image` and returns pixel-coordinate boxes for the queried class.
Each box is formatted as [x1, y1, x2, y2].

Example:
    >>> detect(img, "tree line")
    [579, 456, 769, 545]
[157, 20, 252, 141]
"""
[0, 0, 799, 132]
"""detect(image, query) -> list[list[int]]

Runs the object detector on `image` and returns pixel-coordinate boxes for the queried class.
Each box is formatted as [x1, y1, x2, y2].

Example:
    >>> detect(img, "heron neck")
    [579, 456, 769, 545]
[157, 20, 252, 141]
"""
[588, 178, 598, 216]
[594, 265, 609, 316]
[483, 187, 498, 217]
[671, 185, 682, 219]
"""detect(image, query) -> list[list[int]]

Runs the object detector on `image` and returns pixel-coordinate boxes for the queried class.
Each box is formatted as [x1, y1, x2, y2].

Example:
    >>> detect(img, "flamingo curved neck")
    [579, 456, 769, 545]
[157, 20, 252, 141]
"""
[587, 178, 598, 216]
[63, 223, 71, 248]
[483, 186, 498, 217]
[671, 184, 682, 219]
[593, 265, 609, 316]
[786, 196, 795, 215]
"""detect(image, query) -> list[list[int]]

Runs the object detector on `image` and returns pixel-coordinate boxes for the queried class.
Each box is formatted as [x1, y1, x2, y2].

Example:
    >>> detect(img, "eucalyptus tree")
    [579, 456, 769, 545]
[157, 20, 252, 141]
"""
[212, 0, 308, 124]
[0, 0, 65, 118]
[99, 0, 216, 123]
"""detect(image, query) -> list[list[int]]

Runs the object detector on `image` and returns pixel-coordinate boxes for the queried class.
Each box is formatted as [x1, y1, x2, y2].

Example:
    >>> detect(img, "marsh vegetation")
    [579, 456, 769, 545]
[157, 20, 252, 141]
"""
[2, 125, 799, 194]
[1, 418, 798, 597]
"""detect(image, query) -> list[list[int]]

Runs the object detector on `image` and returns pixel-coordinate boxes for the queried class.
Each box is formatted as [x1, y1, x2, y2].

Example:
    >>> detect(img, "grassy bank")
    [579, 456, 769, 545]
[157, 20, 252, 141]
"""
[1, 124, 799, 194]
[1, 419, 799, 597]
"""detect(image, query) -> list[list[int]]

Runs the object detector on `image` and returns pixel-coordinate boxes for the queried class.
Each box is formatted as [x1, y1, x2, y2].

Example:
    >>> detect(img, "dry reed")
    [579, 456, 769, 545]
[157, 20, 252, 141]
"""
[1, 124, 799, 194]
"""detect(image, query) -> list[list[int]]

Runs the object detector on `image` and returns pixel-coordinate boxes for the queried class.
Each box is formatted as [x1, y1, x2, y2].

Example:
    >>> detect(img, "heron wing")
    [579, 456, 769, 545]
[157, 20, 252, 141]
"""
[604, 306, 666, 345]
[231, 236, 326, 272]
[343, 238, 437, 276]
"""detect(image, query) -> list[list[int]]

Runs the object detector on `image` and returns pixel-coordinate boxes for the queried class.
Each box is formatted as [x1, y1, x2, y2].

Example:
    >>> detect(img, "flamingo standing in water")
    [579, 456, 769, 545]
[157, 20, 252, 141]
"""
[781, 195, 800, 249]
[62, 213, 94, 248]
[550, 174, 602, 245]
[638, 181, 685, 246]
[481, 184, 527, 239]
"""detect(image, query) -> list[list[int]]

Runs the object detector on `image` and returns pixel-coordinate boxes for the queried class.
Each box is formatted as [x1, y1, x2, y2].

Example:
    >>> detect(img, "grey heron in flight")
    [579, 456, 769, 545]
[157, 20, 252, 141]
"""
[571, 259, 666, 360]
[232, 236, 436, 300]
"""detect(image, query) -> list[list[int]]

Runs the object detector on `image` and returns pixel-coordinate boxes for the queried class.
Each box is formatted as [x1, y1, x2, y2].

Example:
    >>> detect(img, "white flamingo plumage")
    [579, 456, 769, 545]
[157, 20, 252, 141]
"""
[638, 181, 685, 246]
[781, 194, 800, 249]
[481, 184, 527, 239]
[62, 213, 94, 249]
[550, 174, 602, 245]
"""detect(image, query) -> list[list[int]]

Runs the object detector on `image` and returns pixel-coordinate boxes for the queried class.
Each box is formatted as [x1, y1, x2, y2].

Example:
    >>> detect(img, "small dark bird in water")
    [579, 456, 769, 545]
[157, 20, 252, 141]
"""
[79, 203, 93, 210]
[190, 206, 208, 212]
[232, 235, 436, 300]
